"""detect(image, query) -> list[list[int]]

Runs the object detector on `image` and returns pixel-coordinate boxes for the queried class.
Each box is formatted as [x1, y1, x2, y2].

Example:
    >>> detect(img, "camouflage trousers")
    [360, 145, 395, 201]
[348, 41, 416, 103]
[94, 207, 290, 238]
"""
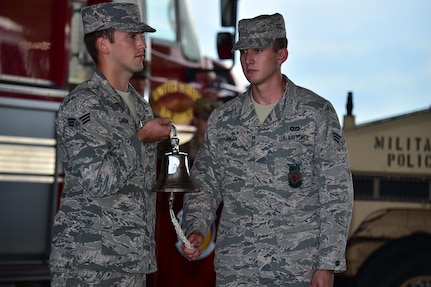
[50, 269, 146, 287]
[216, 273, 312, 287]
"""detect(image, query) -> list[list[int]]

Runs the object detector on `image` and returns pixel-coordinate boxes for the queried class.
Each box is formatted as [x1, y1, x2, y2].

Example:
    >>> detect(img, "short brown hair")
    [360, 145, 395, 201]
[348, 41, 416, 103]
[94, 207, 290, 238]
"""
[272, 37, 288, 52]
[83, 28, 115, 64]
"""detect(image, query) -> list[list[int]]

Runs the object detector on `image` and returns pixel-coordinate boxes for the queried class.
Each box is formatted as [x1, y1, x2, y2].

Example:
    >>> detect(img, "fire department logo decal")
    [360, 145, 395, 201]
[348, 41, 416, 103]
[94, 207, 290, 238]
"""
[151, 81, 202, 124]
[288, 163, 303, 188]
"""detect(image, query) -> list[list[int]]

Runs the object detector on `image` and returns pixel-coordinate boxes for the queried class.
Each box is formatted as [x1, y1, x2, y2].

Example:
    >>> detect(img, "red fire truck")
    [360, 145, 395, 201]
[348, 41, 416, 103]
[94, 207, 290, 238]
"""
[0, 0, 240, 285]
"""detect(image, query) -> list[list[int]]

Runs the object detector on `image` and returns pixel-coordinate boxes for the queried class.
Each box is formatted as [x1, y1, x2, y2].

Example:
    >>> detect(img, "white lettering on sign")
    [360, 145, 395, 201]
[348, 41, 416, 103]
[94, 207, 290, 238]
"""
[374, 136, 431, 169]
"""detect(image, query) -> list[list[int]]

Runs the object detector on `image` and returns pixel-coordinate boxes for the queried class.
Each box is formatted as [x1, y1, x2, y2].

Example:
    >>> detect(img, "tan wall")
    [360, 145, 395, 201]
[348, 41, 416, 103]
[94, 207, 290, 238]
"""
[344, 111, 431, 176]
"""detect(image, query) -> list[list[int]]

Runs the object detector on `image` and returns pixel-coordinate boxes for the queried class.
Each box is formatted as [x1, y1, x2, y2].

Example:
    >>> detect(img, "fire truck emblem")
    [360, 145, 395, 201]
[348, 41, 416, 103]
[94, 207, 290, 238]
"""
[288, 164, 303, 188]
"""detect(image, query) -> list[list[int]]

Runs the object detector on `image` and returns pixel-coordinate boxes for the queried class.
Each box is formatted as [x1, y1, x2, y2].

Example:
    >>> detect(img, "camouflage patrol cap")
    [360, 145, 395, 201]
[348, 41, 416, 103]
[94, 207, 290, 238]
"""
[82, 2, 156, 35]
[232, 13, 286, 51]
[194, 98, 222, 119]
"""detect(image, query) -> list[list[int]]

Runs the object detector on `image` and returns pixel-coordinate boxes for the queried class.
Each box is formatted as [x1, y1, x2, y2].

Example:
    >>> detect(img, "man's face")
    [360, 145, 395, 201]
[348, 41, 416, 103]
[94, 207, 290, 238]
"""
[239, 45, 285, 85]
[108, 30, 147, 75]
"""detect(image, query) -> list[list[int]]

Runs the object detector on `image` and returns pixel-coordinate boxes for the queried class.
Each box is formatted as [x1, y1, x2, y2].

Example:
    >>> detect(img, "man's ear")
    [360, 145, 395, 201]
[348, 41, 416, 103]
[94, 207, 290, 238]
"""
[278, 48, 288, 64]
[97, 37, 109, 53]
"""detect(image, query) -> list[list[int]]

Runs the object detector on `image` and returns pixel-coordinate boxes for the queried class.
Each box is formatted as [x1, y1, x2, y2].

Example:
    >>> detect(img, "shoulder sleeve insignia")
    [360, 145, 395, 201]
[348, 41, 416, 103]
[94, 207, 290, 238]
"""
[332, 131, 345, 146]
[67, 113, 91, 128]
[79, 113, 91, 125]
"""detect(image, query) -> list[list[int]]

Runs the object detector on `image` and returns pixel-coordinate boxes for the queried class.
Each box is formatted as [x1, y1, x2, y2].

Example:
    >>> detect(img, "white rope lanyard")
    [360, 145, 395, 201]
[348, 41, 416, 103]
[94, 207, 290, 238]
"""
[169, 205, 193, 249]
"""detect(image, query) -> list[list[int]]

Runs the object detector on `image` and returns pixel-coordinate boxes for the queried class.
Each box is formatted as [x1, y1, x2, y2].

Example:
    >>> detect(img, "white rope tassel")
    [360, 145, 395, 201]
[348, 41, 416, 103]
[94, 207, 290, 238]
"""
[169, 206, 193, 249]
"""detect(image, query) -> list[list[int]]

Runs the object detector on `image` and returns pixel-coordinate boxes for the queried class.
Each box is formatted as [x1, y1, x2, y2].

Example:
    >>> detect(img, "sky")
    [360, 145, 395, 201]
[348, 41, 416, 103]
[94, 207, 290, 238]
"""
[187, 0, 431, 125]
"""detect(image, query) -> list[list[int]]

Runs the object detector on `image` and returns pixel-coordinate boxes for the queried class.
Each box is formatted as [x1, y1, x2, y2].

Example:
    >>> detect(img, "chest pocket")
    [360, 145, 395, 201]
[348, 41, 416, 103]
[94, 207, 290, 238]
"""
[270, 122, 316, 188]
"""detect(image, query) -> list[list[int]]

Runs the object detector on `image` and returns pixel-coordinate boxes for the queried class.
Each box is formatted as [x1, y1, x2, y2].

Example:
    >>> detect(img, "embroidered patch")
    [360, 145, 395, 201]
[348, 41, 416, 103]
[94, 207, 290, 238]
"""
[332, 131, 345, 146]
[67, 113, 90, 128]
[67, 118, 77, 127]
[80, 113, 90, 124]
[288, 164, 303, 188]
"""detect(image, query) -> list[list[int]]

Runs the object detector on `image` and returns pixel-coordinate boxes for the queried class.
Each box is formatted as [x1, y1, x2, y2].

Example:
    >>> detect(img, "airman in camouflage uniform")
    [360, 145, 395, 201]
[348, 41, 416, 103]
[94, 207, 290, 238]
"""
[182, 13, 354, 287]
[49, 3, 171, 286]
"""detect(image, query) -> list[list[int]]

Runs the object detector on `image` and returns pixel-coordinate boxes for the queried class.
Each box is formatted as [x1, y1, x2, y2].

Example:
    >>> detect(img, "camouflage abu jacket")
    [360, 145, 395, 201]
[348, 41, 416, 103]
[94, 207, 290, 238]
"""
[183, 75, 354, 279]
[49, 71, 158, 274]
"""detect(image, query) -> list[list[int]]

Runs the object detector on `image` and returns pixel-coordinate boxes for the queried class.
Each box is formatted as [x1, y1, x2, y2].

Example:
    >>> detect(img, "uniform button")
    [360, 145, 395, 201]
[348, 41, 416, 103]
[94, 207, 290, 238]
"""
[335, 261, 340, 266]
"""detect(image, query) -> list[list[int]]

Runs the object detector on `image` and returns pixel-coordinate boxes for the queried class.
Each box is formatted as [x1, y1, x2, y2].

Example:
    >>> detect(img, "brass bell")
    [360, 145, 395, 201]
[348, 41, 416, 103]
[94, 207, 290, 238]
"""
[152, 124, 199, 193]
[152, 124, 199, 249]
